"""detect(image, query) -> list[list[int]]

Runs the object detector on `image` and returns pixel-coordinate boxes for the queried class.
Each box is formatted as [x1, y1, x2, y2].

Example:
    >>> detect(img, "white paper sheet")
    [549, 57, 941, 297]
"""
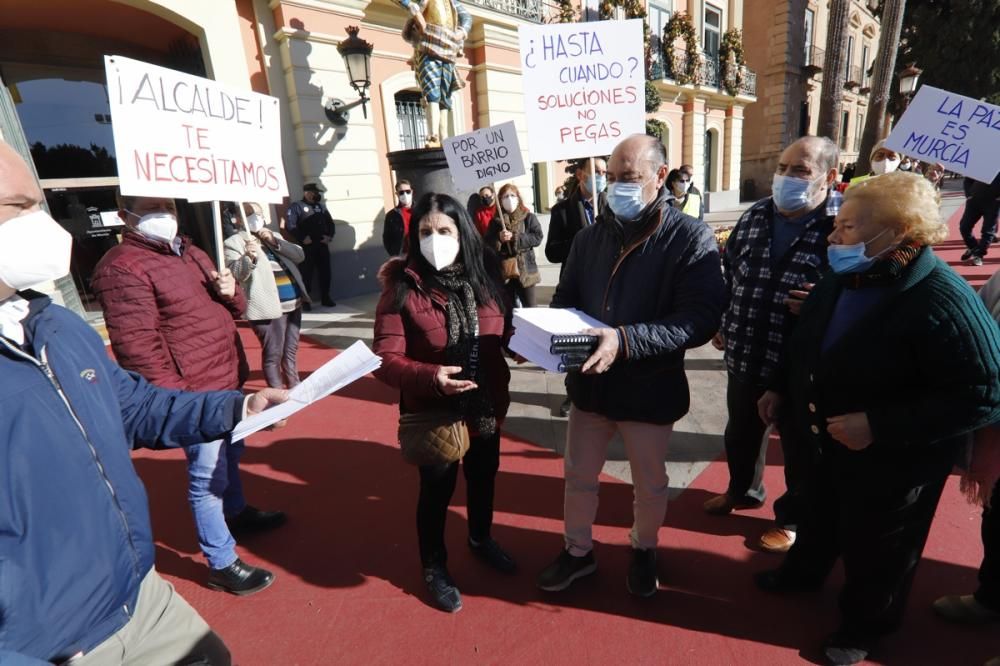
[220, 340, 381, 444]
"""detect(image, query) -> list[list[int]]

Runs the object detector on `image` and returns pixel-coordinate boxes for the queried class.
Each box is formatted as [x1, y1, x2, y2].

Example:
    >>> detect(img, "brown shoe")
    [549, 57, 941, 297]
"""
[933, 594, 1000, 624]
[703, 493, 764, 515]
[759, 527, 796, 553]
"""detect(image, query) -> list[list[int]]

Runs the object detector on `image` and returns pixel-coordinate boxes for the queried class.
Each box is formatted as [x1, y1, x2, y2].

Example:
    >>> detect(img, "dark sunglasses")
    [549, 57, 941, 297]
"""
[397, 189, 411, 195]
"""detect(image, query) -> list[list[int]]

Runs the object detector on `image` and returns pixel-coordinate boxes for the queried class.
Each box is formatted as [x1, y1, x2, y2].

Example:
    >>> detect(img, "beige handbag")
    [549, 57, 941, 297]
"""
[397, 411, 470, 466]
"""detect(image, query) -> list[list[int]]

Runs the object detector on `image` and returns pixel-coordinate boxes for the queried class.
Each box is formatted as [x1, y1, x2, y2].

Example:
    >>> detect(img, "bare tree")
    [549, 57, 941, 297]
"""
[817, 0, 851, 143]
[856, 0, 907, 174]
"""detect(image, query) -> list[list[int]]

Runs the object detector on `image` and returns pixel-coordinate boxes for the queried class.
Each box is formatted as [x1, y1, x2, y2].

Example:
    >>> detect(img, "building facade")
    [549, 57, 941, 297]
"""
[741, 0, 880, 198]
[643, 0, 756, 212]
[0, 0, 755, 318]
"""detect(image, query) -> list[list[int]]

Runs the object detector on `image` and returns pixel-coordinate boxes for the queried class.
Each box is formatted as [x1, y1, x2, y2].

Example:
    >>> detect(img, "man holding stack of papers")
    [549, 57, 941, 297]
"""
[530, 135, 726, 598]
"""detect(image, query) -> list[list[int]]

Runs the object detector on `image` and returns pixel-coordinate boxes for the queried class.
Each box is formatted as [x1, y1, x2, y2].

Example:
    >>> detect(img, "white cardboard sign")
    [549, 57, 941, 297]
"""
[443, 121, 526, 191]
[884, 85, 1000, 183]
[104, 55, 289, 203]
[518, 19, 646, 162]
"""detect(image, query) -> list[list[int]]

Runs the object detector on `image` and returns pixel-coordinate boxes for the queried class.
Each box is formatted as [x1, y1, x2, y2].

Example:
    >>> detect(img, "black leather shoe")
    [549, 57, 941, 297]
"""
[322, 299, 336, 307]
[207, 558, 274, 595]
[626, 547, 659, 598]
[823, 630, 873, 665]
[226, 505, 286, 535]
[468, 537, 517, 573]
[424, 565, 462, 612]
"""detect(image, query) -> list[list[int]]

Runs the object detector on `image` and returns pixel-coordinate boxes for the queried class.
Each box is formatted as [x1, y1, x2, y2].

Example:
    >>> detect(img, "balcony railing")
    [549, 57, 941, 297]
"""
[652, 48, 757, 97]
[845, 65, 863, 89]
[803, 46, 824, 74]
[465, 0, 547, 22]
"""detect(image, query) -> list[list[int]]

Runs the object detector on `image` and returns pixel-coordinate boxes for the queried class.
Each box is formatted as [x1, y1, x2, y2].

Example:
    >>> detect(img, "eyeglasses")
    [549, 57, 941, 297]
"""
[397, 189, 411, 195]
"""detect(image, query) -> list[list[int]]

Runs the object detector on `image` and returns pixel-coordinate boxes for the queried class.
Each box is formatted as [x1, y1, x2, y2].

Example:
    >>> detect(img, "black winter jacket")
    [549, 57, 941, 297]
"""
[552, 192, 726, 424]
[545, 190, 607, 267]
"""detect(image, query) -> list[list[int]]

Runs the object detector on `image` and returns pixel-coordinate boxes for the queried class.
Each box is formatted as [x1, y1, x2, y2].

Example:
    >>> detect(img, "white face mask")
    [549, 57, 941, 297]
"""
[398, 192, 412, 207]
[246, 213, 265, 233]
[419, 233, 461, 271]
[0, 209, 73, 291]
[501, 195, 519, 213]
[128, 210, 178, 244]
[872, 158, 900, 175]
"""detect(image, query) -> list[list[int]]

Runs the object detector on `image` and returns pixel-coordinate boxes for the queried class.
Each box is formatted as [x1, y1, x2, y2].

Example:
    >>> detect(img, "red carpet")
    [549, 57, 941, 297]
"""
[128, 208, 997, 665]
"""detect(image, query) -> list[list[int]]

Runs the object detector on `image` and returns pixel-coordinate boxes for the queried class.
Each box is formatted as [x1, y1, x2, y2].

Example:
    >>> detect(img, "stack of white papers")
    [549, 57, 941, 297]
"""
[220, 340, 382, 444]
[509, 307, 607, 373]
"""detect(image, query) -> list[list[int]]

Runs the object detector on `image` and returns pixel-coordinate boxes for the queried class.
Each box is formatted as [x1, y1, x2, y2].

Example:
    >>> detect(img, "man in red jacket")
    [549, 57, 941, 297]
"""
[92, 193, 286, 596]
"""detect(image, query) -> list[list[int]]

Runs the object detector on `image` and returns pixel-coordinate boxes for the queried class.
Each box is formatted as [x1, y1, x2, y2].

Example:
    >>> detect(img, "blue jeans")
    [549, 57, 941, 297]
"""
[184, 440, 246, 570]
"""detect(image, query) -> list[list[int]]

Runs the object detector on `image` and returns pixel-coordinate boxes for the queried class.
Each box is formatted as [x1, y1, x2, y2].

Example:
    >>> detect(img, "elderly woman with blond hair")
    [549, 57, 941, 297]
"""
[754, 172, 1000, 665]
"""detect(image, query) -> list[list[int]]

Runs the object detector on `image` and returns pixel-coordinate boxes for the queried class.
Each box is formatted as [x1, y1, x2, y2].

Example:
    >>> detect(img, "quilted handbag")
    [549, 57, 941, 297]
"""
[397, 411, 470, 466]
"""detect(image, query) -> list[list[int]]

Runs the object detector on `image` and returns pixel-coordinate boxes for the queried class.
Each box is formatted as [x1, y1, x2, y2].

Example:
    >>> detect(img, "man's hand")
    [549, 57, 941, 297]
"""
[757, 390, 783, 426]
[827, 412, 874, 451]
[580, 327, 620, 375]
[435, 365, 478, 395]
[246, 387, 289, 416]
[243, 237, 260, 260]
[257, 228, 276, 246]
[210, 268, 236, 299]
[784, 282, 815, 315]
[499, 230, 514, 242]
[711, 331, 725, 351]
[302, 237, 313, 245]
[321, 235, 332, 244]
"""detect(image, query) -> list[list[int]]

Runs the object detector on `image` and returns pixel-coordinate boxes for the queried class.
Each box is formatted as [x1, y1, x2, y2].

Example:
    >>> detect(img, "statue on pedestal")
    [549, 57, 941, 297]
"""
[399, 0, 472, 148]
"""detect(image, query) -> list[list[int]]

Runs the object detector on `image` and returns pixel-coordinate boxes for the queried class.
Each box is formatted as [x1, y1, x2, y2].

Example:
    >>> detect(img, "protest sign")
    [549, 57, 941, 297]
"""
[104, 55, 289, 204]
[443, 121, 525, 191]
[519, 19, 645, 162]
[884, 85, 1000, 183]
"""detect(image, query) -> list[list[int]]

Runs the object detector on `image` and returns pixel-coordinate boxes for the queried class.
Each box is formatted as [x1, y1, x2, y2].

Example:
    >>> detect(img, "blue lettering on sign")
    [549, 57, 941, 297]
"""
[541, 31, 605, 60]
[902, 131, 970, 168]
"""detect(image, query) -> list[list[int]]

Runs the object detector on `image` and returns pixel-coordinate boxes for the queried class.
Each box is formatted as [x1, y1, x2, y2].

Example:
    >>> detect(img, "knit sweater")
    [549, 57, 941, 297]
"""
[773, 247, 1000, 459]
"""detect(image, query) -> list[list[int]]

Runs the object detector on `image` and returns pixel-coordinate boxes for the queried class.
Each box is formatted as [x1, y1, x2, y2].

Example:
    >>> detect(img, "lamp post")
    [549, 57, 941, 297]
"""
[897, 63, 922, 112]
[324, 26, 374, 127]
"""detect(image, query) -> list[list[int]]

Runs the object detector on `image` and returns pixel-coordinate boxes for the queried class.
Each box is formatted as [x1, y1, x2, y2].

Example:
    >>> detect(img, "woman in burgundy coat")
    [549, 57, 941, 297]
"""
[373, 193, 515, 613]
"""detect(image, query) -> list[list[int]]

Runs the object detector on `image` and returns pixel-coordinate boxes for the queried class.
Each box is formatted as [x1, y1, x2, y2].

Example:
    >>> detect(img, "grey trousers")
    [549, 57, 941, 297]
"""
[74, 568, 230, 665]
[250, 306, 302, 389]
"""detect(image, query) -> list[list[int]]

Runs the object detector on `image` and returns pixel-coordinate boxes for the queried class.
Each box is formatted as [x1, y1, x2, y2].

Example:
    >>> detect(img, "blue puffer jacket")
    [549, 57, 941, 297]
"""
[0, 294, 243, 664]
[552, 192, 726, 424]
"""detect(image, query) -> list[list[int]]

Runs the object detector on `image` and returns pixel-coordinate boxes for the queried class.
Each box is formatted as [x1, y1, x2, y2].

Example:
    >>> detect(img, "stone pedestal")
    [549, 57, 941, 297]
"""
[387, 147, 481, 215]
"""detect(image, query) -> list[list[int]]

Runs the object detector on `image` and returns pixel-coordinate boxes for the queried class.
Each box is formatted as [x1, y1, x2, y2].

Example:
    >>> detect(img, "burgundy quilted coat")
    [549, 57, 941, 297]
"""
[373, 257, 512, 419]
[91, 230, 248, 391]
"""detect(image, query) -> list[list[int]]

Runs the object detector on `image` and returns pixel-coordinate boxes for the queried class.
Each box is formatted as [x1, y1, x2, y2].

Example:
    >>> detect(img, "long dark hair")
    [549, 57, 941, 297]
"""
[407, 192, 505, 311]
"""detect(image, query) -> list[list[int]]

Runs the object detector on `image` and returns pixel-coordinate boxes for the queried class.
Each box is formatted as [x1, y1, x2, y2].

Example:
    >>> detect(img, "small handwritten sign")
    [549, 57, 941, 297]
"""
[519, 19, 646, 162]
[885, 85, 1000, 183]
[443, 121, 526, 191]
[104, 55, 289, 203]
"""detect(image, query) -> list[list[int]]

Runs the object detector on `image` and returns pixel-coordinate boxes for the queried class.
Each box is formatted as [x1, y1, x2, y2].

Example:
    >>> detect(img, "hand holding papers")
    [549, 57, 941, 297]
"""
[509, 307, 607, 373]
[223, 340, 382, 444]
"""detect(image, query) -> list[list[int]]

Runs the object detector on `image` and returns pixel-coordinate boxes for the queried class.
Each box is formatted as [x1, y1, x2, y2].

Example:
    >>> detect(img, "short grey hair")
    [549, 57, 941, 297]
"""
[796, 135, 839, 172]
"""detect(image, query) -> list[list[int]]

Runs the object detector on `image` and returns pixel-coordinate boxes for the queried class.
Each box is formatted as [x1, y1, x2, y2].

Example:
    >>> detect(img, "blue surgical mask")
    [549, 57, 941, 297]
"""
[827, 229, 891, 273]
[606, 181, 647, 221]
[772, 173, 825, 213]
[583, 174, 607, 195]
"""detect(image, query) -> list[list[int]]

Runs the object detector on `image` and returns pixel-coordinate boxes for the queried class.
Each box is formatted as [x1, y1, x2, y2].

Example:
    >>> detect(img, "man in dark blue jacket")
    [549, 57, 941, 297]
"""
[0, 142, 286, 665]
[536, 135, 726, 598]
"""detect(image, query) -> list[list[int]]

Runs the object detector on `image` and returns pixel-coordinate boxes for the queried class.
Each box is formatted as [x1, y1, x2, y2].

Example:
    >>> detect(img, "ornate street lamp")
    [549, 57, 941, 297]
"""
[324, 26, 374, 126]
[898, 63, 923, 110]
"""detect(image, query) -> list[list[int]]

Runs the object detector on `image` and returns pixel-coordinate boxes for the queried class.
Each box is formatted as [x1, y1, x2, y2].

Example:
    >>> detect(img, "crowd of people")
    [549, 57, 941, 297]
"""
[3, 127, 999, 666]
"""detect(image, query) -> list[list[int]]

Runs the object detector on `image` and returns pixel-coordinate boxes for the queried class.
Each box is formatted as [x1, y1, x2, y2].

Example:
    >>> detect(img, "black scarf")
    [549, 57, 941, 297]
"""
[433, 264, 497, 437]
